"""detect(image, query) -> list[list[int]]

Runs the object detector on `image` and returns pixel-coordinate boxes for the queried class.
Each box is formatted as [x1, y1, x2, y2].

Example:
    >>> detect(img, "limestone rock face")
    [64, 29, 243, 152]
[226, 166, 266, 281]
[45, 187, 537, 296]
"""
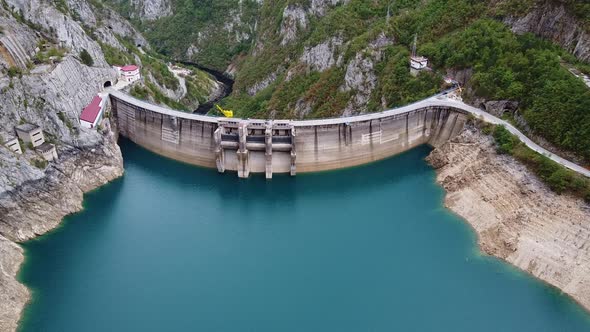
[299, 36, 344, 72]
[341, 33, 393, 116]
[294, 98, 313, 119]
[247, 71, 278, 96]
[309, 0, 350, 17]
[7, 0, 99, 66]
[0, 235, 28, 332]
[0, 123, 123, 242]
[274, 0, 352, 47]
[280, 5, 308, 45]
[0, 0, 148, 144]
[505, 1, 590, 62]
[130, 0, 172, 20]
[341, 53, 377, 116]
[0, 120, 123, 332]
[0, 1, 137, 329]
[0, 56, 116, 144]
[183, 1, 256, 66]
[2, 0, 146, 67]
[427, 124, 590, 311]
[0, 14, 38, 69]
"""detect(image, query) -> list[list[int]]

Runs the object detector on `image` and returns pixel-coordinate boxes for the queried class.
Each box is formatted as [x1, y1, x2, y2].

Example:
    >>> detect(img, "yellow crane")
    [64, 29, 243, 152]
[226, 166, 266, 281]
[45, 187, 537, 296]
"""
[216, 104, 234, 118]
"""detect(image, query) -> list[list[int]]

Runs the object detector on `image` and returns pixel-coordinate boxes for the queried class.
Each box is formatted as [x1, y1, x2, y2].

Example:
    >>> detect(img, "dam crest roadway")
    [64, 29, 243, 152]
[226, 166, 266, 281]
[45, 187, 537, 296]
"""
[107, 89, 590, 179]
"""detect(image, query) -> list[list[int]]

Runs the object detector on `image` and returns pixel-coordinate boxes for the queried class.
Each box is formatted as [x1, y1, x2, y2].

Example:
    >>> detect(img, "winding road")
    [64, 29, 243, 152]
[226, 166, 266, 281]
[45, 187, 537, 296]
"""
[395, 95, 590, 178]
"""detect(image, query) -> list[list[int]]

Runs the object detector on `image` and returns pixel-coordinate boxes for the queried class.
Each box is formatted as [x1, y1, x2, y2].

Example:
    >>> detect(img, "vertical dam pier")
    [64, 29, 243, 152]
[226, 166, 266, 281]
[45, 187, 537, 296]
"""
[109, 90, 590, 179]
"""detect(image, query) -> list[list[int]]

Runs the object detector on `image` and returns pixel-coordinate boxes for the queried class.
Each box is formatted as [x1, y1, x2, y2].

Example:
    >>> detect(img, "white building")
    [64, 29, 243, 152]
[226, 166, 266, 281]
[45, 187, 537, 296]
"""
[4, 136, 22, 154]
[410, 56, 428, 70]
[37, 142, 58, 161]
[410, 56, 429, 77]
[80, 95, 105, 129]
[15, 123, 45, 147]
[116, 65, 141, 83]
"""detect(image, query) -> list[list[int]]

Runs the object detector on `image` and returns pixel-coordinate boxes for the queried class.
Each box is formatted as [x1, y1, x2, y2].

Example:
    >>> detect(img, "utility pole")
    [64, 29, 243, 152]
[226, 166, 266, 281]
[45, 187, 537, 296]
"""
[411, 33, 417, 58]
[386, 1, 394, 24]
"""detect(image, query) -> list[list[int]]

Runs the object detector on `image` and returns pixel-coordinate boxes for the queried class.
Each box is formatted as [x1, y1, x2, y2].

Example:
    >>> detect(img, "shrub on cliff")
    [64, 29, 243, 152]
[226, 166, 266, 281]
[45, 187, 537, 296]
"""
[492, 125, 516, 154]
[490, 125, 590, 201]
[7, 66, 23, 78]
[80, 49, 94, 66]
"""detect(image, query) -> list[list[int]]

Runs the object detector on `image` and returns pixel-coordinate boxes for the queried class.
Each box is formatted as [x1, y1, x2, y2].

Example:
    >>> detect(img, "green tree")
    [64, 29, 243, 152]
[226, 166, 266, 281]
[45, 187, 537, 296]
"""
[80, 49, 94, 66]
[493, 125, 516, 154]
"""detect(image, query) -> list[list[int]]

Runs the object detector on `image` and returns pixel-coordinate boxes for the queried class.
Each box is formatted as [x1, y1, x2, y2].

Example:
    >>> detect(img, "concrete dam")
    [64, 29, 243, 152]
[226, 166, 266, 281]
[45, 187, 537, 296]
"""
[109, 90, 590, 179]
[110, 91, 469, 178]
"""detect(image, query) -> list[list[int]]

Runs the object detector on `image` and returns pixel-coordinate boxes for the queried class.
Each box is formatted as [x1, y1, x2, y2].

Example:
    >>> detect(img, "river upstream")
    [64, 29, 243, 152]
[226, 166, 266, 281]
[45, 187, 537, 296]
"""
[17, 140, 590, 331]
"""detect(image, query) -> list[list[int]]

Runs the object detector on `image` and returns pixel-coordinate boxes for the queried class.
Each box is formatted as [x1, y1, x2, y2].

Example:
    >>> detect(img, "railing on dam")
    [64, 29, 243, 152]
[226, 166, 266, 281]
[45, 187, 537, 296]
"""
[247, 136, 265, 143]
[273, 136, 292, 144]
[222, 134, 239, 142]
[108, 90, 590, 179]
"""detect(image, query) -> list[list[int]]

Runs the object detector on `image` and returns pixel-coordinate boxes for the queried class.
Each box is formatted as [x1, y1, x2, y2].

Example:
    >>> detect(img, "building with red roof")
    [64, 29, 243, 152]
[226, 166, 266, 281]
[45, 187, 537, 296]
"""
[116, 64, 141, 83]
[121, 65, 138, 71]
[80, 95, 105, 129]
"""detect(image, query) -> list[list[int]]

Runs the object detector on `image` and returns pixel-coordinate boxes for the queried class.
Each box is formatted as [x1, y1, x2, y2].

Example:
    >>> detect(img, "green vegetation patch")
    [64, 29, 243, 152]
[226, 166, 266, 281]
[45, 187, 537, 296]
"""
[98, 41, 134, 66]
[79, 48, 94, 66]
[34, 41, 67, 64]
[181, 72, 214, 108]
[491, 124, 590, 202]
[422, 19, 590, 163]
[136, 0, 260, 71]
[31, 158, 48, 169]
[7, 66, 23, 78]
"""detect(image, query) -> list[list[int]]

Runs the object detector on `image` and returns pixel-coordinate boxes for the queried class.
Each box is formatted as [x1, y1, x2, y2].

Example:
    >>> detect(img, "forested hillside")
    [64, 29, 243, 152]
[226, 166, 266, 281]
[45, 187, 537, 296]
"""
[107, 0, 590, 163]
[105, 0, 259, 70]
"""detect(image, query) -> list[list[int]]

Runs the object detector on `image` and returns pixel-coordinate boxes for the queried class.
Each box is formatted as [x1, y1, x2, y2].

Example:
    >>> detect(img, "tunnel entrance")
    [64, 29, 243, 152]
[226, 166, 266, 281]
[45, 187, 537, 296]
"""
[103, 81, 112, 88]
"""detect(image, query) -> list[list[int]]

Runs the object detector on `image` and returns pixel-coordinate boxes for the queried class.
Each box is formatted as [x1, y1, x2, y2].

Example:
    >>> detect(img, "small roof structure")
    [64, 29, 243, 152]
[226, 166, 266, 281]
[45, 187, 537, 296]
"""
[15, 123, 40, 133]
[4, 135, 17, 142]
[411, 56, 428, 62]
[36, 142, 55, 153]
[121, 65, 139, 72]
[444, 76, 456, 84]
[80, 96, 103, 123]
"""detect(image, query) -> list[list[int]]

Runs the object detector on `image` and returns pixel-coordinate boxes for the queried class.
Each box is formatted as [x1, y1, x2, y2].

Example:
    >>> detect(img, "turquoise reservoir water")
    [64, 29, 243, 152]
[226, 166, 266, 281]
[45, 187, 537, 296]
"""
[18, 140, 590, 331]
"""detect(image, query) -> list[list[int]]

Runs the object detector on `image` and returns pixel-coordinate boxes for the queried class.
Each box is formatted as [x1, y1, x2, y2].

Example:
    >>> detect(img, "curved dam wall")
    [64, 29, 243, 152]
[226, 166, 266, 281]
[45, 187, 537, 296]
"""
[110, 91, 468, 178]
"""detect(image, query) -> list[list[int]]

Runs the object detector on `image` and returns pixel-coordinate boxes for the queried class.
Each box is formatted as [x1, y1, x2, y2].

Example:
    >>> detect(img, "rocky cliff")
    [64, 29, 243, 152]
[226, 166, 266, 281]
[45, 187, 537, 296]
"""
[503, 0, 590, 62]
[0, 235, 27, 332]
[427, 124, 590, 311]
[0, 0, 142, 330]
[130, 0, 171, 21]
[0, 122, 123, 332]
[0, 0, 148, 141]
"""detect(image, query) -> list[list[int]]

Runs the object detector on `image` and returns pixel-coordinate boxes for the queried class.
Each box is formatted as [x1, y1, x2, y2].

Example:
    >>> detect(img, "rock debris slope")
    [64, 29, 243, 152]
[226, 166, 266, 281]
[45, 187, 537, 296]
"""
[427, 125, 590, 310]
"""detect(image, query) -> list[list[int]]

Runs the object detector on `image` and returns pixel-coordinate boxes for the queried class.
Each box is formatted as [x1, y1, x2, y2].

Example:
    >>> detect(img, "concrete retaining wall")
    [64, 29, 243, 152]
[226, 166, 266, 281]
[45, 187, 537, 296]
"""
[111, 91, 468, 177]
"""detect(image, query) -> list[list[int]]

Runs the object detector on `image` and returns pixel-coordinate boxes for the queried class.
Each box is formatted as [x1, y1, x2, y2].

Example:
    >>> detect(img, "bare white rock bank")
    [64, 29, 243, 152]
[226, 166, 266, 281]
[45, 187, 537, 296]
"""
[427, 125, 590, 311]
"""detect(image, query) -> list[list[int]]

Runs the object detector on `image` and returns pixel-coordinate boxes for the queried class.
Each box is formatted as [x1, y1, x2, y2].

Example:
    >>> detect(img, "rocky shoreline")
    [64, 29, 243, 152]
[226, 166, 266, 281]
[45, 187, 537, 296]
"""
[2, 124, 590, 331]
[0, 123, 123, 332]
[427, 124, 590, 312]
